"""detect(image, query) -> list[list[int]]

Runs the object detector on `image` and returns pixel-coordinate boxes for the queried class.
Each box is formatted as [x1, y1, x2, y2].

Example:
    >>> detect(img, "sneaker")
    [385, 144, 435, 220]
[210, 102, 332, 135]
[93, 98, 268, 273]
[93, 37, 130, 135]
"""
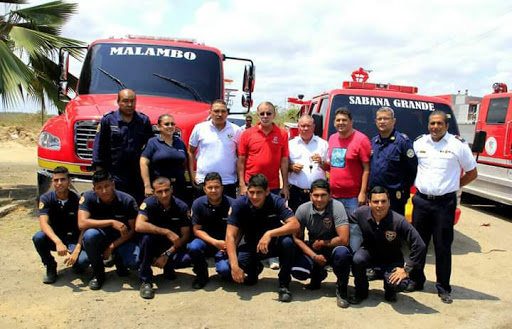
[384, 290, 397, 302]
[192, 276, 208, 289]
[269, 257, 280, 270]
[278, 286, 292, 302]
[439, 292, 453, 304]
[336, 285, 349, 308]
[43, 265, 57, 284]
[89, 277, 104, 290]
[140, 282, 155, 299]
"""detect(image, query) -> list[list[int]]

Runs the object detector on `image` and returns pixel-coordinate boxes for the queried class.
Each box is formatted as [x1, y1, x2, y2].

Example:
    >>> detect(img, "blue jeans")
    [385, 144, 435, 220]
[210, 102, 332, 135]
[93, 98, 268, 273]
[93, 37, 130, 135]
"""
[187, 238, 230, 279]
[292, 245, 352, 284]
[139, 234, 191, 283]
[32, 230, 90, 272]
[82, 228, 139, 280]
[335, 197, 359, 215]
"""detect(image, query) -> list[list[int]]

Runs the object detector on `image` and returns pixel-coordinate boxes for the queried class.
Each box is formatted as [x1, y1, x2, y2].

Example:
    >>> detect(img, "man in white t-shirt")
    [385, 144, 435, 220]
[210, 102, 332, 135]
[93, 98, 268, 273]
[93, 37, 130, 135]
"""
[188, 100, 242, 198]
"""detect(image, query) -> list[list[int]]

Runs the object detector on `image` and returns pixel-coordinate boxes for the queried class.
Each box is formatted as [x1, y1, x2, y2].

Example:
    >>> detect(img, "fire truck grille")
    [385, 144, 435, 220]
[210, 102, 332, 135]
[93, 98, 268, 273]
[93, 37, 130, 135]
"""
[75, 120, 99, 160]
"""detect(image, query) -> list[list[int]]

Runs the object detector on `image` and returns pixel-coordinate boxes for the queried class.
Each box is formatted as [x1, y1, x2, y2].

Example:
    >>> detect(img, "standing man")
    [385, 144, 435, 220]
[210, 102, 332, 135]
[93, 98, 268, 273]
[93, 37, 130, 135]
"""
[225, 174, 300, 302]
[135, 177, 192, 299]
[92, 88, 153, 203]
[78, 170, 140, 290]
[288, 115, 328, 212]
[370, 107, 417, 215]
[410, 111, 477, 304]
[33, 167, 89, 284]
[187, 172, 233, 289]
[238, 101, 290, 199]
[188, 99, 242, 198]
[292, 179, 352, 308]
[241, 114, 253, 131]
[327, 107, 371, 214]
[349, 187, 426, 304]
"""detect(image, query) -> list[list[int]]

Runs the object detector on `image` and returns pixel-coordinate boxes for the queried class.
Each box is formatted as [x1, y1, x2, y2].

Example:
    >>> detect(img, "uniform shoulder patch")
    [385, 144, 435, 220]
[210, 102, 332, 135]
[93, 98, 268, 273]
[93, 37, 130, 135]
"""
[228, 207, 232, 216]
[189, 209, 194, 217]
[414, 134, 426, 141]
[38, 201, 45, 210]
[406, 148, 415, 158]
[79, 196, 85, 205]
[140, 202, 147, 211]
[96, 123, 101, 133]
[455, 135, 466, 143]
[103, 110, 114, 117]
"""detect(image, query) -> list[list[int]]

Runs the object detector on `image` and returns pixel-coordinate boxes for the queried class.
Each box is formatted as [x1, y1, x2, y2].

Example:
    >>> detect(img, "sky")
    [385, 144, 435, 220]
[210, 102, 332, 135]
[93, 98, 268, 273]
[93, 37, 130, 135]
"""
[6, 0, 512, 114]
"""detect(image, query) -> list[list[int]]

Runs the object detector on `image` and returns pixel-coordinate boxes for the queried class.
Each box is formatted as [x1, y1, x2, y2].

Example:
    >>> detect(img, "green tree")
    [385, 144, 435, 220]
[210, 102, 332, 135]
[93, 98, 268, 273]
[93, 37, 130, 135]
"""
[0, 0, 84, 117]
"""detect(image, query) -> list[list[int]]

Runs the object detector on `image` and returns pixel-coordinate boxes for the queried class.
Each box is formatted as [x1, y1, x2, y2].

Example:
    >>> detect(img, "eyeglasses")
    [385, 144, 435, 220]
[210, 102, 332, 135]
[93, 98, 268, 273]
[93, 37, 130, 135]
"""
[258, 112, 273, 117]
[376, 117, 393, 121]
[162, 122, 176, 126]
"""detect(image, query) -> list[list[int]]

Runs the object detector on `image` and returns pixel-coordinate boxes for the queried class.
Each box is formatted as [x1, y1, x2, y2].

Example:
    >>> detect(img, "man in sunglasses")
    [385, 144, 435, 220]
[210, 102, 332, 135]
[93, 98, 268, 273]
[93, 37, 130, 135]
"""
[237, 101, 290, 200]
[93, 89, 153, 203]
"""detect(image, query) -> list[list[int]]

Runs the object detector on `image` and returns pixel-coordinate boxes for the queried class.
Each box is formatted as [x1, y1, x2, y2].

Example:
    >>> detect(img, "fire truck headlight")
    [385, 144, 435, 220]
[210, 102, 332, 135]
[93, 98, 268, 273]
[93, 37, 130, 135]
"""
[38, 131, 61, 150]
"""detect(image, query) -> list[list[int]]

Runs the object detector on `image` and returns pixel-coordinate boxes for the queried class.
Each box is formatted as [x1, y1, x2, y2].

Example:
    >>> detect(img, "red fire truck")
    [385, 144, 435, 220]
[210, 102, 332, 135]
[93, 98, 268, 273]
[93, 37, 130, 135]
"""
[37, 35, 255, 195]
[285, 68, 463, 222]
[464, 82, 512, 205]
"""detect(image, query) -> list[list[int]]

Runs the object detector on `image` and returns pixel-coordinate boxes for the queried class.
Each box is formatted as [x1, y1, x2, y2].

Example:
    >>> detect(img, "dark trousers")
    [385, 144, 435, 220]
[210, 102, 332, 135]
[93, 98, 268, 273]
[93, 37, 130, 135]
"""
[388, 189, 409, 216]
[229, 236, 295, 286]
[288, 185, 311, 212]
[114, 177, 144, 205]
[138, 234, 191, 283]
[187, 238, 230, 279]
[32, 231, 90, 272]
[194, 182, 238, 199]
[410, 193, 456, 294]
[292, 245, 352, 284]
[352, 247, 409, 296]
[82, 228, 139, 281]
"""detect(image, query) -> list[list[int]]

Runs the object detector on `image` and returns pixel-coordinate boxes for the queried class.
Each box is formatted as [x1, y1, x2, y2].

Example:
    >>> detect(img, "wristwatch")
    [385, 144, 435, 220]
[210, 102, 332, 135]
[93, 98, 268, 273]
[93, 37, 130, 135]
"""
[164, 250, 172, 258]
[404, 263, 413, 274]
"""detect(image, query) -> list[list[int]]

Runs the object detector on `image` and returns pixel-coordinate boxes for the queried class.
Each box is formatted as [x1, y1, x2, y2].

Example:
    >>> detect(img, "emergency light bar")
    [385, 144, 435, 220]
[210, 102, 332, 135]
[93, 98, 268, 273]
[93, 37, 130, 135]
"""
[124, 35, 198, 44]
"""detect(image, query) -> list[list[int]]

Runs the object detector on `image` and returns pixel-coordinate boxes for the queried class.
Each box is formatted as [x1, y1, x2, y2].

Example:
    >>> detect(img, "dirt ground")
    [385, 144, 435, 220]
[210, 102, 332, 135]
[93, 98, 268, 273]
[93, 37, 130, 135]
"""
[0, 141, 511, 329]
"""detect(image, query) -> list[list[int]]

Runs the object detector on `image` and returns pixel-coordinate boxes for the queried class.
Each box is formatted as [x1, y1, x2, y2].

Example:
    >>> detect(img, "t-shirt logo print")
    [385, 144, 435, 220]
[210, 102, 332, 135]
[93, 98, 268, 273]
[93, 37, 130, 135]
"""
[323, 217, 333, 229]
[272, 136, 279, 144]
[331, 148, 347, 168]
[385, 231, 397, 242]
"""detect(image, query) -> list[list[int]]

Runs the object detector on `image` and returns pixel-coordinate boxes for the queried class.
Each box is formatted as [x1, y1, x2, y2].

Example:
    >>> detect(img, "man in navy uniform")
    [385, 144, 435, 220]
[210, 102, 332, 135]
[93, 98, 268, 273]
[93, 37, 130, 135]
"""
[187, 172, 233, 289]
[370, 106, 417, 216]
[92, 88, 153, 203]
[349, 186, 426, 304]
[291, 179, 352, 308]
[135, 176, 192, 299]
[33, 166, 89, 283]
[410, 110, 477, 304]
[78, 170, 140, 290]
[225, 174, 300, 302]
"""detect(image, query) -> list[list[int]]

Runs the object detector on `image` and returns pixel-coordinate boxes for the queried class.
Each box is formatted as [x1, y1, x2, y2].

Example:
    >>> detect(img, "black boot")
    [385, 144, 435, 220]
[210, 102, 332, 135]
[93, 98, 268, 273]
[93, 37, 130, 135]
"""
[336, 282, 349, 308]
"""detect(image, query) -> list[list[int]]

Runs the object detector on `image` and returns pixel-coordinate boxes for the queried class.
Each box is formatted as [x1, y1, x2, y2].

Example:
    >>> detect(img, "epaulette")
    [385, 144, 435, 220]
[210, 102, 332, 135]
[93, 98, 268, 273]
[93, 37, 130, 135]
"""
[400, 133, 410, 140]
[103, 110, 115, 117]
[414, 134, 426, 141]
[455, 135, 466, 143]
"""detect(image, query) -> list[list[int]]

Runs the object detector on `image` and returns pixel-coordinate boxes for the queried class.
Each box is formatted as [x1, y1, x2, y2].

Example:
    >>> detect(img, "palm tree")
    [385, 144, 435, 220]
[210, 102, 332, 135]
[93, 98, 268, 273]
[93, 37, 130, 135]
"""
[0, 0, 85, 117]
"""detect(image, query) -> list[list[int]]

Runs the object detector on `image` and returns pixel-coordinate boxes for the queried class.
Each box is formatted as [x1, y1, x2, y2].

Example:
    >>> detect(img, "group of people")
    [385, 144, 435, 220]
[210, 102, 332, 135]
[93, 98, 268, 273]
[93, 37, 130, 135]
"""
[33, 88, 478, 308]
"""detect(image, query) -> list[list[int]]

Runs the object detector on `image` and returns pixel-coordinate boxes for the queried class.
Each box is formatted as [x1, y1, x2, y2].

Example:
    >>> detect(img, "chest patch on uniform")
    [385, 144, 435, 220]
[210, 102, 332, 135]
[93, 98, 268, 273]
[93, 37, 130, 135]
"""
[272, 136, 279, 144]
[79, 196, 85, 205]
[38, 202, 45, 210]
[323, 217, 333, 229]
[406, 149, 414, 158]
[385, 231, 397, 241]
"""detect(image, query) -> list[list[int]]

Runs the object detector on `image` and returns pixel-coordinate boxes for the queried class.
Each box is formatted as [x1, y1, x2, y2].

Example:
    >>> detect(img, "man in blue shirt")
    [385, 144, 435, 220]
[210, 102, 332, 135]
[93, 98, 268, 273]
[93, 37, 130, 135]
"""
[370, 107, 417, 216]
[226, 174, 300, 302]
[187, 172, 233, 289]
[92, 89, 153, 203]
[135, 176, 192, 299]
[33, 166, 89, 284]
[78, 170, 140, 290]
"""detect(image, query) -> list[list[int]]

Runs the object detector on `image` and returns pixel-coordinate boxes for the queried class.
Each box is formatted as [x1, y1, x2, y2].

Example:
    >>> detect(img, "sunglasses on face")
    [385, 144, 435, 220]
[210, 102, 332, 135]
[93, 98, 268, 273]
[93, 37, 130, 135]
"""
[162, 122, 176, 126]
[258, 112, 273, 117]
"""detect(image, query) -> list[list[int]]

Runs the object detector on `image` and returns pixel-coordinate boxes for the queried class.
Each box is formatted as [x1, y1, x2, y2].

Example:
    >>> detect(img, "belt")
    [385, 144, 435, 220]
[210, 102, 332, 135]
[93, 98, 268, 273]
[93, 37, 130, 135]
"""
[417, 191, 456, 201]
[290, 185, 311, 194]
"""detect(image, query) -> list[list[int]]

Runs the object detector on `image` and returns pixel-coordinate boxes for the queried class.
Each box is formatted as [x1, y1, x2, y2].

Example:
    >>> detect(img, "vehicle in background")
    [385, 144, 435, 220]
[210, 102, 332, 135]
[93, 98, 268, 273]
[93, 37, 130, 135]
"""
[227, 114, 247, 127]
[285, 68, 462, 222]
[38, 35, 255, 196]
[465, 82, 512, 206]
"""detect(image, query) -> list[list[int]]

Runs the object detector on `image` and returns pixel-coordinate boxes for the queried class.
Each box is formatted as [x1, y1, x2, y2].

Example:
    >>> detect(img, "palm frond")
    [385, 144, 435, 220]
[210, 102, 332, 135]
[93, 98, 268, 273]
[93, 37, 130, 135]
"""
[0, 39, 33, 108]
[10, 1, 78, 26]
[0, 1, 28, 4]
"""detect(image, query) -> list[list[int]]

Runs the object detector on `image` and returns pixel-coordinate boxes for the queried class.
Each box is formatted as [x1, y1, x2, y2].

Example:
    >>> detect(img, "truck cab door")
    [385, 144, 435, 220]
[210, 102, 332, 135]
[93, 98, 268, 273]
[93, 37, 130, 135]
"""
[480, 96, 510, 160]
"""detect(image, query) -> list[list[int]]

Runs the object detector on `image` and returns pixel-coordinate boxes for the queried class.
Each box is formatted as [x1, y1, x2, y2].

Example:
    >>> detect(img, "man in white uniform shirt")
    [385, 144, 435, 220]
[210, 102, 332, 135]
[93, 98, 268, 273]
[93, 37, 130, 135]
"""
[288, 115, 328, 212]
[188, 100, 242, 199]
[409, 111, 477, 304]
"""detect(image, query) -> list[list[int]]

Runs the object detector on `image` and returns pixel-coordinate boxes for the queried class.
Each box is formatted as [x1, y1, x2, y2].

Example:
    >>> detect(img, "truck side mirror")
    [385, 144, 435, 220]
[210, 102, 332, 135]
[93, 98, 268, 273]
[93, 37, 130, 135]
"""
[242, 64, 255, 93]
[472, 130, 487, 153]
[312, 113, 323, 137]
[58, 51, 70, 96]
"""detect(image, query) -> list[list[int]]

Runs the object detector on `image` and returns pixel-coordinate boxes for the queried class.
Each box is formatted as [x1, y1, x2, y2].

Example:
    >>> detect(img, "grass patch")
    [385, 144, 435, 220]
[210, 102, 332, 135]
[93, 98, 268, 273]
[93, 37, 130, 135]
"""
[0, 112, 54, 129]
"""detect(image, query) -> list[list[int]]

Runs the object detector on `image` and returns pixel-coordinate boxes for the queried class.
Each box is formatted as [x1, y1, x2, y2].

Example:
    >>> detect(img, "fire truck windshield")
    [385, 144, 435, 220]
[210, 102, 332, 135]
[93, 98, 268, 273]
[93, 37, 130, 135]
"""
[78, 43, 222, 103]
[327, 95, 459, 139]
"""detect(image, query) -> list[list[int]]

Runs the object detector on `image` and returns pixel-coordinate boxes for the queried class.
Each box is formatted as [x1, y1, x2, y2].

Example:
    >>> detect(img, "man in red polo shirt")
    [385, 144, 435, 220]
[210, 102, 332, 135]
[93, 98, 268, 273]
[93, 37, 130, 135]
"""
[238, 101, 290, 200]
